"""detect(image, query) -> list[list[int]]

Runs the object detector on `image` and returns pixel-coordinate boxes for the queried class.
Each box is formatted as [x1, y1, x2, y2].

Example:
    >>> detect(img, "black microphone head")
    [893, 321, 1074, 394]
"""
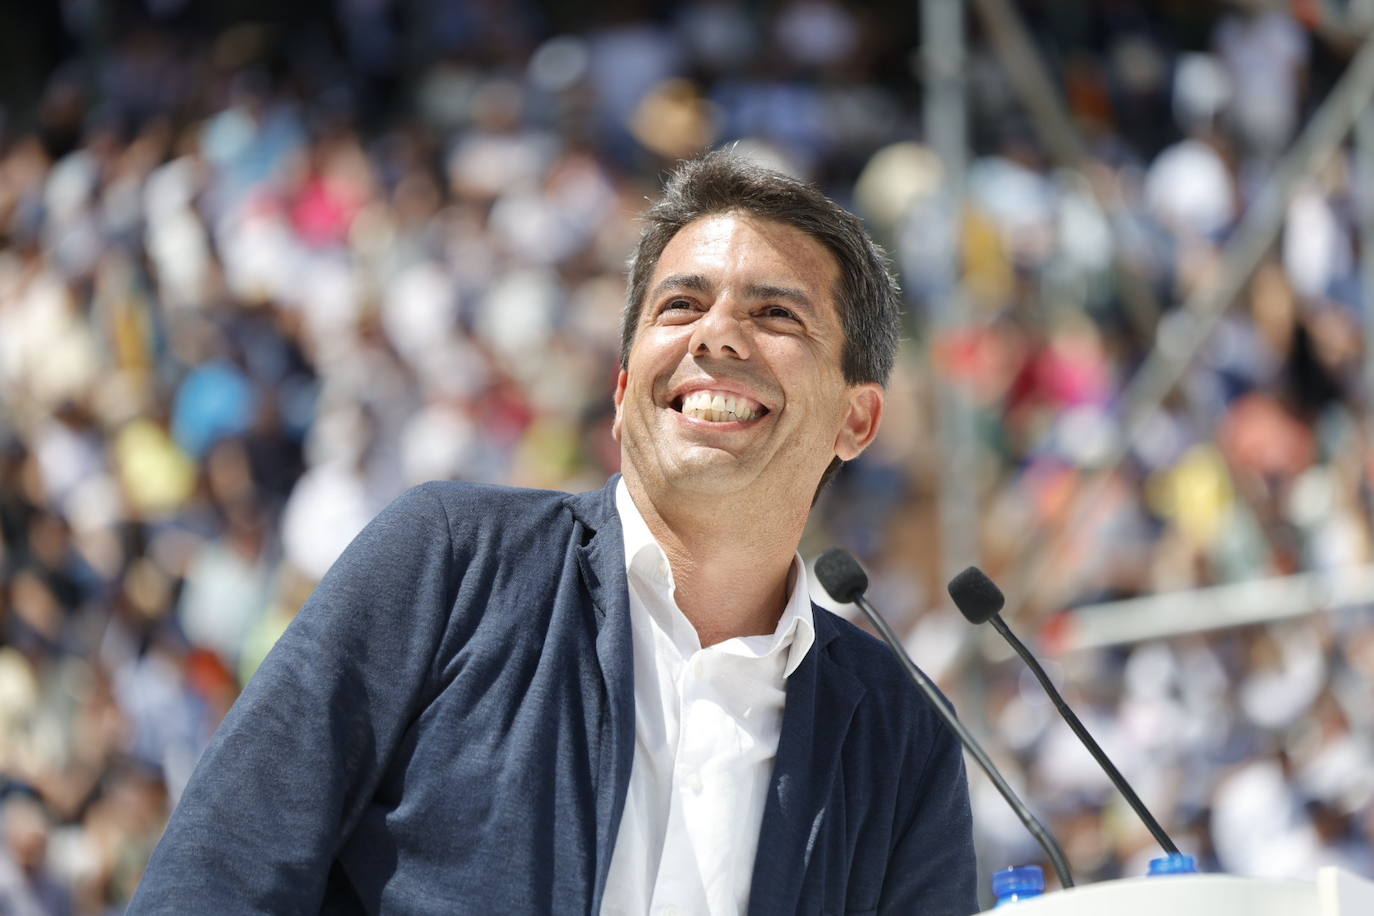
[815, 548, 869, 604]
[947, 566, 1004, 624]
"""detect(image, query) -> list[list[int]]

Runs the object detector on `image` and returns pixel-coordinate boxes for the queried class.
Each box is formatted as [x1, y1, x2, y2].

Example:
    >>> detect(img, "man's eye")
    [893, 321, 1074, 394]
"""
[763, 305, 797, 320]
[662, 298, 694, 311]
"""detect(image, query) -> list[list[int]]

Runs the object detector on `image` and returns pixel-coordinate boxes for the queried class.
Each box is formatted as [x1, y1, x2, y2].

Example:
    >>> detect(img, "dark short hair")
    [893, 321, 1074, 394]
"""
[621, 151, 902, 387]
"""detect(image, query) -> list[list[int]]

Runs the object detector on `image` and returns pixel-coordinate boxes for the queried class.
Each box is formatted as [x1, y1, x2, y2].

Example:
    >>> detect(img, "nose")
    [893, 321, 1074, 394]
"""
[687, 301, 751, 360]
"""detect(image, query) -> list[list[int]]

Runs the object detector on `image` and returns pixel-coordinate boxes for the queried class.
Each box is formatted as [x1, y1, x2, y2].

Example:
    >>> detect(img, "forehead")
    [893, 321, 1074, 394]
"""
[648, 213, 841, 309]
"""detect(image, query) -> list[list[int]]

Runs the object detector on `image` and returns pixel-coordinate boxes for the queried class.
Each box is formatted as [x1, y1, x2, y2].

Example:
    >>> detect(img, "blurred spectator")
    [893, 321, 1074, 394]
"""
[1214, 7, 1308, 167]
[0, 794, 71, 916]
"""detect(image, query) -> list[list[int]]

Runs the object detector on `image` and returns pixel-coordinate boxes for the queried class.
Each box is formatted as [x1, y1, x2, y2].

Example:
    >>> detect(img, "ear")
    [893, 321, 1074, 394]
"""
[611, 369, 628, 442]
[834, 383, 883, 461]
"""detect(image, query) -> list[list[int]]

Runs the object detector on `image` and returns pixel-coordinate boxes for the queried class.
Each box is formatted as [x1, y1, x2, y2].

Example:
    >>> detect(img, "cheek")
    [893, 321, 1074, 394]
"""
[618, 375, 661, 433]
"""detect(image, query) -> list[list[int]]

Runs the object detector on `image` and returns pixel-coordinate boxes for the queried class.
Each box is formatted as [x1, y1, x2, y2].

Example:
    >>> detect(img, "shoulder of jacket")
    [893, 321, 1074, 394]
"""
[402, 480, 576, 527]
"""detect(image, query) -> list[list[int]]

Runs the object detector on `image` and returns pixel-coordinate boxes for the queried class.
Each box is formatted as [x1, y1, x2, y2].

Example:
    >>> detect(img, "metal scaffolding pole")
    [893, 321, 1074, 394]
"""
[1004, 34, 1374, 622]
[922, 0, 978, 586]
[1360, 102, 1374, 404]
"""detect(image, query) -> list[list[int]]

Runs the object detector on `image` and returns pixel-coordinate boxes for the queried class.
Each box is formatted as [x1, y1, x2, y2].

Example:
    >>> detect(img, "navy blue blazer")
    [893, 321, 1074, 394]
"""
[131, 478, 976, 914]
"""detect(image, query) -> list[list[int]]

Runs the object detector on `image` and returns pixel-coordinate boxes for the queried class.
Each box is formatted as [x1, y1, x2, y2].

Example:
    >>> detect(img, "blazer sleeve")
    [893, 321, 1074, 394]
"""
[129, 483, 459, 914]
[879, 713, 979, 916]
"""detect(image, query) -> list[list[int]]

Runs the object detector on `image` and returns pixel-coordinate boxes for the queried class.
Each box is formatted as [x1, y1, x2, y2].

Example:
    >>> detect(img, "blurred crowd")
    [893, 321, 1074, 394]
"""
[1, 0, 1373, 911]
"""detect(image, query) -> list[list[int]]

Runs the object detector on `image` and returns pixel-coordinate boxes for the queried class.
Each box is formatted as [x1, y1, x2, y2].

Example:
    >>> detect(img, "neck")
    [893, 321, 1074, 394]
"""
[622, 470, 806, 647]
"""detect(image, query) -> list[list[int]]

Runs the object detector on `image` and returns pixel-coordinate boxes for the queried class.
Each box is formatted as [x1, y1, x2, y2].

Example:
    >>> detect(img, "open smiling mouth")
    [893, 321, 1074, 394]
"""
[671, 389, 770, 423]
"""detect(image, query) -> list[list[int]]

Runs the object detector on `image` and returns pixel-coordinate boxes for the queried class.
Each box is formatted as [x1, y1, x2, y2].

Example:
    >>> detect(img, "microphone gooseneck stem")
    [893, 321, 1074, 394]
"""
[988, 614, 1181, 856]
[854, 595, 1076, 889]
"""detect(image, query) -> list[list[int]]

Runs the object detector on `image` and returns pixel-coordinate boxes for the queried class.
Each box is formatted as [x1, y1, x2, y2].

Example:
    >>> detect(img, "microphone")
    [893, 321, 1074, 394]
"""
[947, 566, 1182, 857]
[815, 548, 1076, 889]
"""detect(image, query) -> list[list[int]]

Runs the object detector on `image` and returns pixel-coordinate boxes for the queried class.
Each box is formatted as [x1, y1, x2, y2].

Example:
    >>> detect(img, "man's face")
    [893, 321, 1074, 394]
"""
[613, 212, 882, 504]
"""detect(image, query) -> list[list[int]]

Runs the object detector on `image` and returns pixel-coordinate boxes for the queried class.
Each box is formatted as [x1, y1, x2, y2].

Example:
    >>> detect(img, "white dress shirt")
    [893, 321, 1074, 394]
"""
[600, 480, 816, 916]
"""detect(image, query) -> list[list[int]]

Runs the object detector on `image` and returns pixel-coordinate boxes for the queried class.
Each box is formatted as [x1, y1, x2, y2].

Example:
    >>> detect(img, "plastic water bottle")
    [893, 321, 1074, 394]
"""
[1147, 853, 1198, 876]
[992, 865, 1045, 907]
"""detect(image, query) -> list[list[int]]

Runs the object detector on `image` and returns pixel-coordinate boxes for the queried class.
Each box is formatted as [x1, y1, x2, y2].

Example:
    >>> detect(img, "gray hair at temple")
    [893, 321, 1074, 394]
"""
[621, 151, 903, 388]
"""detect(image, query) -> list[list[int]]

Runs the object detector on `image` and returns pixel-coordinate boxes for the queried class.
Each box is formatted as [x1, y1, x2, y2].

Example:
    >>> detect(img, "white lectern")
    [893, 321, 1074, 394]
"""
[977, 867, 1374, 915]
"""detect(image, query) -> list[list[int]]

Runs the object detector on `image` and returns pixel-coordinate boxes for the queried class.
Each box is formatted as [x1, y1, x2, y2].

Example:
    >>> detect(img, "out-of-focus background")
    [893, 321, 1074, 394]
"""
[2, 0, 1374, 910]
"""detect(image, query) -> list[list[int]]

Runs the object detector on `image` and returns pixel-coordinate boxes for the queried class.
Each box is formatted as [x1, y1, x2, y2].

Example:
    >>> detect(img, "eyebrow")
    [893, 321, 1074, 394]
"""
[649, 274, 818, 313]
[649, 273, 713, 300]
[744, 283, 816, 313]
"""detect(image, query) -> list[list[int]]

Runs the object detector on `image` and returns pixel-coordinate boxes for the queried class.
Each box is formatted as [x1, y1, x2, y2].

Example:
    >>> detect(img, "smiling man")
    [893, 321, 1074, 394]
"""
[614, 209, 881, 646]
[131, 153, 976, 915]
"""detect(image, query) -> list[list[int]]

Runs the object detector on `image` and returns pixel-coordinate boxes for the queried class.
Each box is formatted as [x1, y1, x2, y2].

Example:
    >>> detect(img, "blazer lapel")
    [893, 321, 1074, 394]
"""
[748, 609, 866, 915]
[566, 478, 635, 911]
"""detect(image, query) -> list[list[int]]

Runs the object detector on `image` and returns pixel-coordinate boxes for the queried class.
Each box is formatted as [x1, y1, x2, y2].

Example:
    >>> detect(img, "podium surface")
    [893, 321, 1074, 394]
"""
[977, 867, 1374, 915]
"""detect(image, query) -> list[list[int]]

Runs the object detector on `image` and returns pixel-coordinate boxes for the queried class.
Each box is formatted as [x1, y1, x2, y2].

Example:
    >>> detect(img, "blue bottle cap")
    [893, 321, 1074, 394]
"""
[1148, 853, 1198, 875]
[992, 864, 1046, 901]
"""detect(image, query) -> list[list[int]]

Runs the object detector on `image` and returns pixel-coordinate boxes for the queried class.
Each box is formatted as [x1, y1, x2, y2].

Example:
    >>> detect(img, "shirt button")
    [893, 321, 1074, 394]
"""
[660, 907, 680, 916]
[691, 657, 704, 677]
[686, 772, 703, 794]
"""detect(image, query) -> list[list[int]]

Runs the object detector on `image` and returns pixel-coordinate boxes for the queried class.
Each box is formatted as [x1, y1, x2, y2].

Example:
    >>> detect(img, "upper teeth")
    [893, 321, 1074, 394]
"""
[681, 390, 762, 423]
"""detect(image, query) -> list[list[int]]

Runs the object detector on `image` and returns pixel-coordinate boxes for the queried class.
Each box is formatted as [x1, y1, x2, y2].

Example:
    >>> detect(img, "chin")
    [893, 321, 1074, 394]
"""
[660, 457, 759, 495]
